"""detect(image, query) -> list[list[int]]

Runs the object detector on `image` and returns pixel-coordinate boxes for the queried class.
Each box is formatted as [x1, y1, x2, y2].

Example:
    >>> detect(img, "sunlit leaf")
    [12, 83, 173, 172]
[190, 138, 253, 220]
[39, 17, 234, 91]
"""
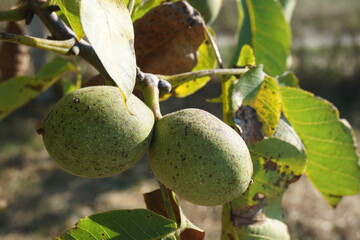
[233, 0, 291, 76]
[80, 0, 136, 99]
[281, 87, 360, 206]
[0, 58, 75, 120]
[55, 0, 84, 40]
[236, 44, 256, 67]
[54, 209, 177, 240]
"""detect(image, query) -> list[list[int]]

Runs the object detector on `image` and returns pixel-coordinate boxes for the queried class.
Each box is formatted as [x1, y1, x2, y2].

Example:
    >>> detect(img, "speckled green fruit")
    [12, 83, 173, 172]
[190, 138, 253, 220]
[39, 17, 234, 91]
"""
[149, 108, 253, 206]
[188, 0, 223, 24]
[41, 86, 154, 178]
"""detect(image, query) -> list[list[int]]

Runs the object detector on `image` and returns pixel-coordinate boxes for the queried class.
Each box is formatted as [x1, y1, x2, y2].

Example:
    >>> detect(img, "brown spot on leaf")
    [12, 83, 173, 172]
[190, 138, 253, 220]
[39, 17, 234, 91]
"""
[263, 159, 278, 171]
[231, 193, 267, 226]
[234, 105, 264, 144]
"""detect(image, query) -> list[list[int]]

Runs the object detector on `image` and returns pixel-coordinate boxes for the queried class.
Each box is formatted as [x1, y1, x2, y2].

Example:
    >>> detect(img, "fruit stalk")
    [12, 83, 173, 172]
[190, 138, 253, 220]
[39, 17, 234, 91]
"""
[138, 73, 163, 120]
[159, 181, 180, 239]
[137, 72, 179, 238]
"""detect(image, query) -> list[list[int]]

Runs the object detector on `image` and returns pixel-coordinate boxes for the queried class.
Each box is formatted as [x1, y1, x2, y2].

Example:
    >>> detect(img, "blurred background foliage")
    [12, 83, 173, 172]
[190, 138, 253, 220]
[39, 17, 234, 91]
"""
[0, 0, 359, 239]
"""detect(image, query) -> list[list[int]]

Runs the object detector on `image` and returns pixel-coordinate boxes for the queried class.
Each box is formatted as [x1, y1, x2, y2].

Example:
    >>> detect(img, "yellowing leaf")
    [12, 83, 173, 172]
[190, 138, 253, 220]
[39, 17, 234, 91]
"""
[243, 75, 281, 137]
[236, 44, 256, 67]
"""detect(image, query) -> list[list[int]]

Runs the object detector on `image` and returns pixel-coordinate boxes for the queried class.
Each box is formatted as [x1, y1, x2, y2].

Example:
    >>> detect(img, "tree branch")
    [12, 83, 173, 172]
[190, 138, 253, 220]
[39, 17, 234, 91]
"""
[158, 68, 248, 88]
[26, 0, 112, 80]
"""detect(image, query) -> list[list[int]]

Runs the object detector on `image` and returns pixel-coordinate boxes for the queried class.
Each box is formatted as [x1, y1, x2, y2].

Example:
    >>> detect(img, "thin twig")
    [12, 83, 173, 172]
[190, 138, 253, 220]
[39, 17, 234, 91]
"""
[0, 31, 75, 54]
[158, 68, 248, 88]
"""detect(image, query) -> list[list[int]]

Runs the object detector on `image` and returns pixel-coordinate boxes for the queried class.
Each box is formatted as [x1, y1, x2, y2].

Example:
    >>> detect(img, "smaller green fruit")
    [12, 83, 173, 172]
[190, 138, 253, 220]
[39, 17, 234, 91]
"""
[149, 108, 253, 206]
[188, 0, 223, 24]
[237, 218, 290, 240]
[41, 86, 154, 178]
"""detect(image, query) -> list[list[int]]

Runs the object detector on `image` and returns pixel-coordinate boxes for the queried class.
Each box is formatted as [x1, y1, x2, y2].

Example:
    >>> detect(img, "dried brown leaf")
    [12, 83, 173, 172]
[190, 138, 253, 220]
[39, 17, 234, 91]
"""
[134, 1, 205, 75]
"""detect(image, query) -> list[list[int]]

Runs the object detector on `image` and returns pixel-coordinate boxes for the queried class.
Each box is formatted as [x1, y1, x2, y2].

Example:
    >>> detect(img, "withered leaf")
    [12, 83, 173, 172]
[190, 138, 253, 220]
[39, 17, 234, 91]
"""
[134, 1, 205, 75]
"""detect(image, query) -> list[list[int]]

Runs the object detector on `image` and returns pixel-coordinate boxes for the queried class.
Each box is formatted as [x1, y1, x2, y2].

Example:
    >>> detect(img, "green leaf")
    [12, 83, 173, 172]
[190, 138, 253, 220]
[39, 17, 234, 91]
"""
[231, 65, 265, 111]
[144, 189, 205, 240]
[55, 0, 84, 40]
[0, 58, 75, 120]
[277, 71, 299, 87]
[280, 87, 360, 206]
[173, 36, 217, 98]
[80, 0, 136, 99]
[232, 119, 306, 207]
[55, 209, 177, 240]
[232, 0, 291, 76]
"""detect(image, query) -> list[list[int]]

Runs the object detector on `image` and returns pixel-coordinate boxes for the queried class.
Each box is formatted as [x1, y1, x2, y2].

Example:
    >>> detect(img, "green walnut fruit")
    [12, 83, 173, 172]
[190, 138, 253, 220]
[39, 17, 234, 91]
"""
[41, 86, 154, 178]
[188, 0, 223, 24]
[149, 108, 253, 206]
[237, 218, 290, 240]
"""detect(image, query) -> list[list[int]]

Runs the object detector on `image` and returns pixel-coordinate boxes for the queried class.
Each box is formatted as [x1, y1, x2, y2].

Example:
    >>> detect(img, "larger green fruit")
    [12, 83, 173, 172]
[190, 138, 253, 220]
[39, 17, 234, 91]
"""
[188, 0, 223, 24]
[41, 86, 154, 178]
[149, 108, 253, 206]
